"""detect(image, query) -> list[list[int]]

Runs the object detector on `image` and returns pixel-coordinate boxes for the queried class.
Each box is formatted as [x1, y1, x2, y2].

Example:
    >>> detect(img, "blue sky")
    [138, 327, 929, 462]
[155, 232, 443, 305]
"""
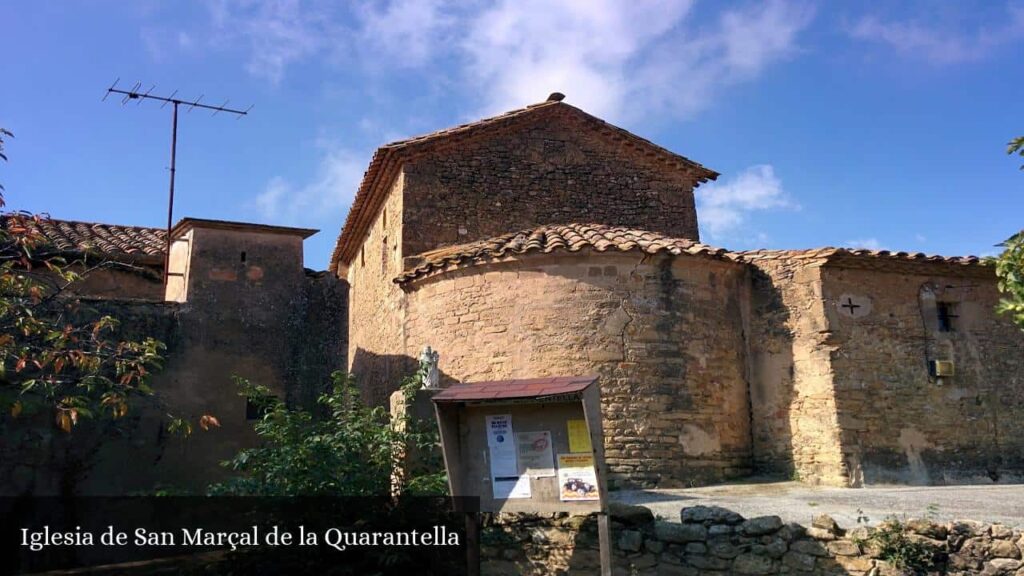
[2, 1, 1022, 269]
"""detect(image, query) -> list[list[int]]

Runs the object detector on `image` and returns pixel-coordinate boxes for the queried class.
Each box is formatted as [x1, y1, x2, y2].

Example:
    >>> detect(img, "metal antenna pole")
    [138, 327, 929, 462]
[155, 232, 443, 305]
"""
[165, 101, 178, 285]
[102, 79, 252, 286]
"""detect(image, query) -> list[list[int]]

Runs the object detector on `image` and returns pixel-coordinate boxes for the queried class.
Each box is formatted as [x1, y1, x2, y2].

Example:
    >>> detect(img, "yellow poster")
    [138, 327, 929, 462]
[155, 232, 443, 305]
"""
[567, 419, 592, 453]
[557, 453, 599, 501]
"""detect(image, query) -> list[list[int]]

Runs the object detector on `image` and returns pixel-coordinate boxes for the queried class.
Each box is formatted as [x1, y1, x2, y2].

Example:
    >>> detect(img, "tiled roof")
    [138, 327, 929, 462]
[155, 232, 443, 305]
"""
[432, 375, 598, 403]
[736, 247, 984, 266]
[395, 223, 737, 283]
[8, 217, 166, 261]
[328, 98, 719, 273]
[736, 247, 990, 277]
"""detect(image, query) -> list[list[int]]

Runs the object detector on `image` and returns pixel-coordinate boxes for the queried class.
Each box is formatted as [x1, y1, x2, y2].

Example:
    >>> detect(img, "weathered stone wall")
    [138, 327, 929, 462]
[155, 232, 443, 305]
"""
[0, 299, 180, 496]
[400, 108, 704, 257]
[402, 250, 752, 487]
[1, 229, 348, 496]
[346, 173, 413, 405]
[821, 265, 1024, 486]
[746, 258, 847, 486]
[67, 263, 164, 300]
[482, 504, 1024, 575]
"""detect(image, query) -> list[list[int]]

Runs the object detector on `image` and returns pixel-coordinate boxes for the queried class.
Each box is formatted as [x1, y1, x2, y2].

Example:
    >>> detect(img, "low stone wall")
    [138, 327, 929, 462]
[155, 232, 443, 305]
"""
[482, 504, 1024, 575]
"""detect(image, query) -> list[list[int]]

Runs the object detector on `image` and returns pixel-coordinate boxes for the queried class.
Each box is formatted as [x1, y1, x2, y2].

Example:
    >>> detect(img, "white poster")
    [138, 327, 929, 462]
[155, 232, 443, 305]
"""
[492, 475, 532, 499]
[516, 431, 556, 477]
[486, 414, 518, 479]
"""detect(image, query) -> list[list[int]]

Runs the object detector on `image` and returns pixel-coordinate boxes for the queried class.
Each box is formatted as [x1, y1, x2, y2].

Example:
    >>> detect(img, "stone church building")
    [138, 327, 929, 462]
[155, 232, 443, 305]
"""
[10, 95, 1024, 494]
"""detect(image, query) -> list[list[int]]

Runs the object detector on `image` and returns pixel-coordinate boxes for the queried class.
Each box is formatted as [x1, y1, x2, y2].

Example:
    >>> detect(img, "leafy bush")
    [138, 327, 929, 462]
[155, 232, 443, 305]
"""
[854, 517, 935, 574]
[209, 370, 446, 496]
[993, 230, 1024, 330]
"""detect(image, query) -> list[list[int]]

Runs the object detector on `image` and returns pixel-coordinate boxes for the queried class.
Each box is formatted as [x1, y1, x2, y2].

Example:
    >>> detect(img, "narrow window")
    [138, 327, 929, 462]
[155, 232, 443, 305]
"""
[937, 302, 958, 332]
[383, 207, 387, 227]
[246, 397, 273, 420]
[361, 246, 365, 268]
[382, 236, 389, 275]
[240, 251, 247, 263]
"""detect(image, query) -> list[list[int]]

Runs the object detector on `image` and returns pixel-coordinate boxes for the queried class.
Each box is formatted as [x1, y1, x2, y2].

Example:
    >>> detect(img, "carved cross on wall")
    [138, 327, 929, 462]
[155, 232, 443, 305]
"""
[841, 297, 861, 315]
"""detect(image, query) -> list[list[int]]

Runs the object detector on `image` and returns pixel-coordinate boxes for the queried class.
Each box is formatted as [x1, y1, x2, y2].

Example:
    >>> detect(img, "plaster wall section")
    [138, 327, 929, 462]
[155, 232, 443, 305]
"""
[346, 172, 410, 405]
[820, 265, 1024, 486]
[746, 258, 847, 486]
[402, 251, 752, 488]
[400, 111, 703, 257]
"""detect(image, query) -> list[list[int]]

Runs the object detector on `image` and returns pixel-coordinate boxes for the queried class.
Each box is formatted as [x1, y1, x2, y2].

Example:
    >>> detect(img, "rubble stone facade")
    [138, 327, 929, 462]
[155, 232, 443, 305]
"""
[403, 251, 752, 487]
[400, 106, 706, 256]
[339, 99, 1024, 488]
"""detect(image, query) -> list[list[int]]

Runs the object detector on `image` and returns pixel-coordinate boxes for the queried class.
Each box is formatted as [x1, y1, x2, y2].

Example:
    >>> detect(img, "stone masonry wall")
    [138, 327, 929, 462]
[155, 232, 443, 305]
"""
[821, 265, 1024, 486]
[482, 503, 1024, 575]
[402, 250, 752, 487]
[401, 107, 704, 257]
[2, 230, 348, 496]
[747, 258, 847, 486]
[346, 173, 412, 406]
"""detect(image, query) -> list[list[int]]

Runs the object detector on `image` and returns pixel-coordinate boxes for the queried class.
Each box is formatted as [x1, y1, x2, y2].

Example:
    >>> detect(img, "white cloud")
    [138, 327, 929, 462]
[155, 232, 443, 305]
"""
[848, 5, 1024, 64]
[461, 0, 814, 122]
[252, 146, 367, 224]
[199, 0, 814, 121]
[696, 164, 796, 241]
[844, 238, 885, 251]
[207, 0, 343, 84]
[355, 0, 456, 66]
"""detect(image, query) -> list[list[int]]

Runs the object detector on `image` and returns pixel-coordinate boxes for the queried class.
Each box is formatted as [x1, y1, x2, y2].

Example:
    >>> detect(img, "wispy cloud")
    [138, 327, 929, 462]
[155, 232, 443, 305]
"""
[696, 164, 797, 242]
[844, 238, 885, 251]
[848, 4, 1024, 65]
[252, 145, 367, 224]
[355, 0, 456, 67]
[461, 0, 814, 122]
[207, 0, 344, 84]
[199, 0, 814, 121]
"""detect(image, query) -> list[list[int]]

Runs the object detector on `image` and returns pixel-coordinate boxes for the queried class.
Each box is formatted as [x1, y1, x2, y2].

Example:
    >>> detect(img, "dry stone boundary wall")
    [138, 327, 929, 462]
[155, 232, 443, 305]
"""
[482, 503, 1024, 575]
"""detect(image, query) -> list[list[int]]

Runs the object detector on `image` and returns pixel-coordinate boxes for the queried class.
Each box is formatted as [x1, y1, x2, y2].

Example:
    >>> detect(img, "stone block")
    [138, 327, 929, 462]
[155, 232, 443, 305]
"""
[618, 530, 643, 552]
[732, 552, 775, 575]
[654, 521, 707, 544]
[741, 516, 783, 536]
[681, 505, 744, 525]
[609, 502, 655, 526]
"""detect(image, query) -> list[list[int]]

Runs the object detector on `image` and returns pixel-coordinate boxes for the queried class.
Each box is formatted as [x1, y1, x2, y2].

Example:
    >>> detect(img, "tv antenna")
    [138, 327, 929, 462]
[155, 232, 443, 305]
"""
[103, 79, 253, 284]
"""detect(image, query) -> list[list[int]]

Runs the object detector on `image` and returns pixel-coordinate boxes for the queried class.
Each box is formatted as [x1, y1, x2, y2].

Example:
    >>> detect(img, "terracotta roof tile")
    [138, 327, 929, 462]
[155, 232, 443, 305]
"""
[395, 223, 737, 283]
[5, 217, 166, 260]
[735, 247, 985, 266]
[432, 375, 598, 403]
[328, 99, 719, 273]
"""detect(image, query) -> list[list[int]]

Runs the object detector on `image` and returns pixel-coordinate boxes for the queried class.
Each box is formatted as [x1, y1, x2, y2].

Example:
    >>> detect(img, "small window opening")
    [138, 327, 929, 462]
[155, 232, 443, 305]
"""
[240, 251, 247, 263]
[246, 397, 274, 420]
[937, 302, 958, 333]
[383, 208, 387, 227]
[382, 236, 389, 275]
[361, 246, 365, 268]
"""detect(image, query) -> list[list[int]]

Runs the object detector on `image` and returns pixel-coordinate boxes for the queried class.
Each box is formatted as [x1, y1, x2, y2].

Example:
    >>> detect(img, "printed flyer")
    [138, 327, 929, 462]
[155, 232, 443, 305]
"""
[557, 454, 599, 502]
[486, 414, 531, 499]
[515, 431, 555, 477]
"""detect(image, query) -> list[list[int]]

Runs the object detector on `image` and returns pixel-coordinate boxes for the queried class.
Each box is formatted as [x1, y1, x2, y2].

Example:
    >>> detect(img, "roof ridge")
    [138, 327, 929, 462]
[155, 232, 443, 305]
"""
[3, 215, 166, 234]
[734, 246, 985, 265]
[4, 216, 168, 259]
[396, 223, 735, 284]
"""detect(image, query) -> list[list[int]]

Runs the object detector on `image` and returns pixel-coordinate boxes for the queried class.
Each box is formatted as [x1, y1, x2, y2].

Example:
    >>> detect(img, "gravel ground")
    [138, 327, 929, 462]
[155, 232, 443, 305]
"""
[614, 479, 1024, 528]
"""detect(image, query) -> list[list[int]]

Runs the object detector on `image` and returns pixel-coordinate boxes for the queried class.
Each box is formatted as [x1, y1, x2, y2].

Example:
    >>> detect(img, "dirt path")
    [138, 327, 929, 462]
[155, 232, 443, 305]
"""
[614, 480, 1024, 528]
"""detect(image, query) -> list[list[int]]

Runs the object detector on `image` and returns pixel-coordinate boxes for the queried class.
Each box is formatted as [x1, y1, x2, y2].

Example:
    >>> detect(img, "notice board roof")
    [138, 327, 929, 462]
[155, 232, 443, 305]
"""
[432, 376, 598, 403]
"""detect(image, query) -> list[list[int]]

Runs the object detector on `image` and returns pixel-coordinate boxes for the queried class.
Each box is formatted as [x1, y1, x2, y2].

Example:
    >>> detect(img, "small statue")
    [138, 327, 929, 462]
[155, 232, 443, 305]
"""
[419, 346, 440, 389]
